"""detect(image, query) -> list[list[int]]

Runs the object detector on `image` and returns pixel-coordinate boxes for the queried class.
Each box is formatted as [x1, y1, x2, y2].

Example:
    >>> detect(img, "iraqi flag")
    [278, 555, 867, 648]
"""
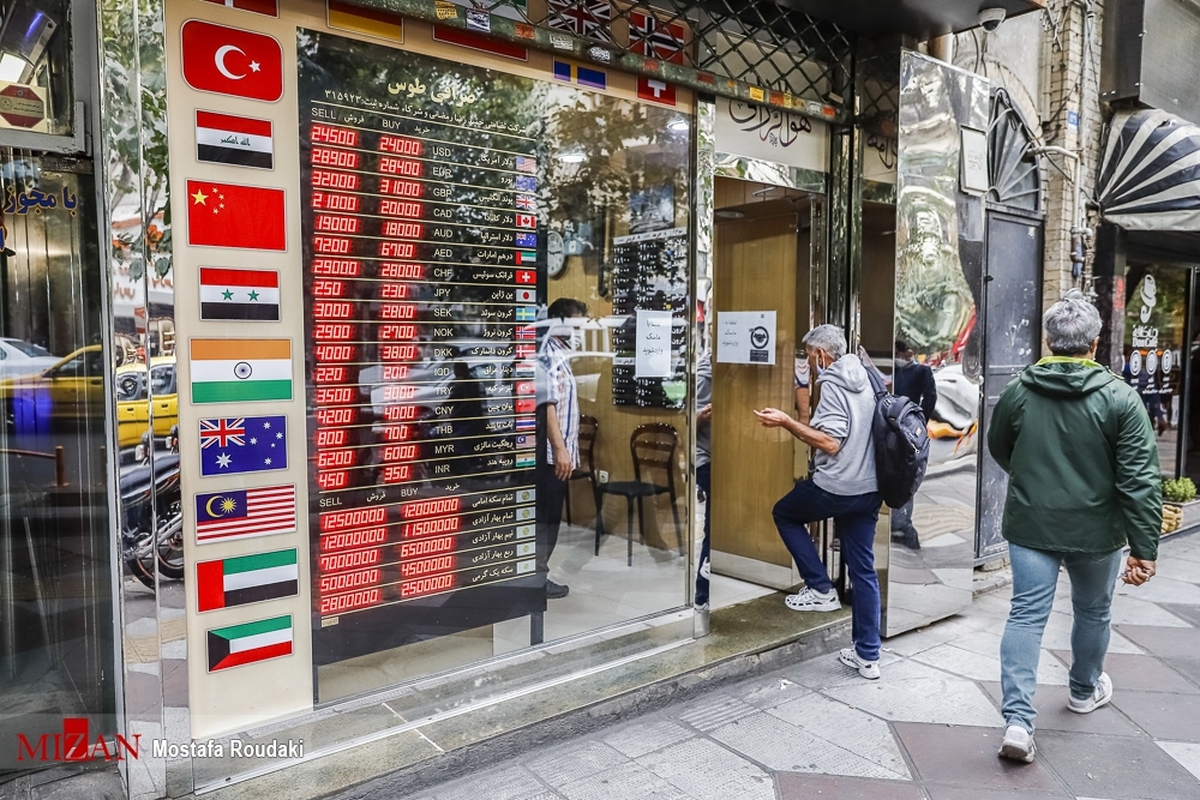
[181, 21, 283, 102]
[190, 338, 292, 404]
[195, 483, 296, 541]
[197, 548, 298, 612]
[186, 180, 286, 250]
[200, 267, 280, 321]
[196, 110, 274, 169]
[206, 614, 292, 672]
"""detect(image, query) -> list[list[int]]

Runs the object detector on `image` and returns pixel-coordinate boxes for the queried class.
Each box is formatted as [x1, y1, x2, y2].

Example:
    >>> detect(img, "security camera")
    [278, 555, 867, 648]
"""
[979, 7, 1006, 31]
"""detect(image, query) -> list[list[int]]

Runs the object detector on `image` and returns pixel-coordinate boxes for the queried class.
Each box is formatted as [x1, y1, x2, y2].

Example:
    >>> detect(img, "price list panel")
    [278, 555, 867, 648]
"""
[299, 33, 546, 664]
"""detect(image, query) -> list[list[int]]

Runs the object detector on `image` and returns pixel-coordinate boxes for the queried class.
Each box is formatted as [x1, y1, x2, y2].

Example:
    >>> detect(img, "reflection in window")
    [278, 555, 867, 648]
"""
[0, 0, 73, 136]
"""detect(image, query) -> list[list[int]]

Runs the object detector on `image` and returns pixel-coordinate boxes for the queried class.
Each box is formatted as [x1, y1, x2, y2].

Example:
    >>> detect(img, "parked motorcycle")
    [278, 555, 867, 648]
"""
[121, 428, 182, 589]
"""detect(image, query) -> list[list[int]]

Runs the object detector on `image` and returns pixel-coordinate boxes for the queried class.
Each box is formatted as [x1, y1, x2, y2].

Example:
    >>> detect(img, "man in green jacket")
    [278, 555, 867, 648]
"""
[988, 289, 1160, 764]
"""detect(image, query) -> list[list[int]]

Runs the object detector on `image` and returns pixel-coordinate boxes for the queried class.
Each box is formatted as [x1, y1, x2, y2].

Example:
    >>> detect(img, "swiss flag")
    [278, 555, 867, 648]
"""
[637, 76, 676, 107]
[181, 20, 283, 102]
[186, 180, 286, 250]
[515, 270, 536, 284]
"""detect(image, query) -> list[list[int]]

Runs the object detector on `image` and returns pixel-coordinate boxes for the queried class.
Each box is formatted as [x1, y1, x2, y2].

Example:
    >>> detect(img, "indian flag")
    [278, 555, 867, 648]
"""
[206, 614, 292, 672]
[516, 453, 535, 468]
[196, 548, 298, 612]
[190, 338, 292, 404]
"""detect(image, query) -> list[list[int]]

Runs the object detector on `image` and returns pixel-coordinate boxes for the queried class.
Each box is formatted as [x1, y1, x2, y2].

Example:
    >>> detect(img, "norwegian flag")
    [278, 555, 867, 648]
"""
[201, 418, 246, 448]
[515, 327, 537, 340]
[547, 0, 612, 43]
[629, 11, 685, 64]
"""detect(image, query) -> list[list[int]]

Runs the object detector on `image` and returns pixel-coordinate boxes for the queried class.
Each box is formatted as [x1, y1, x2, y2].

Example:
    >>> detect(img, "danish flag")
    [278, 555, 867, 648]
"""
[547, 0, 612, 42]
[629, 11, 685, 64]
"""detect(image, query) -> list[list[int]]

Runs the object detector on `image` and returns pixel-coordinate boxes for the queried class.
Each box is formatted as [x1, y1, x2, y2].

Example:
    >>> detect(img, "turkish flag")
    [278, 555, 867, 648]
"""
[181, 20, 283, 102]
[186, 180, 286, 250]
[637, 76, 677, 107]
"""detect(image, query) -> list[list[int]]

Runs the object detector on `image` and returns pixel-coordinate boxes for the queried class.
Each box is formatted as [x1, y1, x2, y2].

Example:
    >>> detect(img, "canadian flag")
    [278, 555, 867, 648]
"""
[515, 213, 537, 229]
[181, 20, 283, 102]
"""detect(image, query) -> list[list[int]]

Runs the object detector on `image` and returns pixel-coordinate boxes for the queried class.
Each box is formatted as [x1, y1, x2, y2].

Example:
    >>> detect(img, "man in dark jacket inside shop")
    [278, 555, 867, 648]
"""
[891, 340, 937, 549]
[988, 289, 1160, 764]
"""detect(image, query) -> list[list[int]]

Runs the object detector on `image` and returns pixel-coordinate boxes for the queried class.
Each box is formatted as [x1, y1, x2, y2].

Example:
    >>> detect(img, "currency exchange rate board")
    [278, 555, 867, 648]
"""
[298, 31, 546, 664]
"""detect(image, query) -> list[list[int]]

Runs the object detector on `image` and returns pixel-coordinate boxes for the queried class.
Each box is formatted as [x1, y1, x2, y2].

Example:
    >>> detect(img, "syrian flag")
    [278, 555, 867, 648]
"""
[206, 614, 293, 672]
[200, 267, 280, 320]
[196, 111, 274, 169]
[197, 548, 298, 612]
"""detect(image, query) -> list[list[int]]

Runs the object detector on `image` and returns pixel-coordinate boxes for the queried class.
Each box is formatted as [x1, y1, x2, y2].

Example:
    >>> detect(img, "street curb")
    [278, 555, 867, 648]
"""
[319, 617, 854, 799]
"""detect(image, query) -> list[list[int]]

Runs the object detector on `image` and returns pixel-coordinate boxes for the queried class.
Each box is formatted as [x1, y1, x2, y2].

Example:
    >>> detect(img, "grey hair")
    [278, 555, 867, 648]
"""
[802, 324, 848, 360]
[1044, 289, 1102, 355]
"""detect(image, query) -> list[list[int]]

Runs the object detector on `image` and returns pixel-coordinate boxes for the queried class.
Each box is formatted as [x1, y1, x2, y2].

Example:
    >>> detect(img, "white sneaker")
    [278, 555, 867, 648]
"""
[784, 587, 841, 612]
[1068, 672, 1113, 714]
[838, 647, 880, 680]
[997, 724, 1036, 763]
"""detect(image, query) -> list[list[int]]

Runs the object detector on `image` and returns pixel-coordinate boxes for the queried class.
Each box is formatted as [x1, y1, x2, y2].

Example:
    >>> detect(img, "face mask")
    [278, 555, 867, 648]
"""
[894, 357, 911, 368]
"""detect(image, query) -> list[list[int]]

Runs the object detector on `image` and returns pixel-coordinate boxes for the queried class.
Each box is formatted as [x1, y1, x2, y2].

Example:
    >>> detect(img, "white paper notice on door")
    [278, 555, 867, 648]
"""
[635, 309, 673, 378]
[716, 310, 777, 365]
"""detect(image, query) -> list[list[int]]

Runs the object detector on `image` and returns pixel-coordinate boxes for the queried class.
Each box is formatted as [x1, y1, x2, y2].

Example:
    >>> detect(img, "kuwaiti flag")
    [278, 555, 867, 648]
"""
[197, 548, 298, 612]
[190, 338, 292, 403]
[206, 614, 292, 672]
[196, 110, 274, 169]
[199, 267, 280, 320]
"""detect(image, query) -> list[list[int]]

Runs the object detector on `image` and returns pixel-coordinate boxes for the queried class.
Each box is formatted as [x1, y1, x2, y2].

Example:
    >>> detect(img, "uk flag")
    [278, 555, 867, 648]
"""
[515, 194, 536, 210]
[629, 10, 685, 64]
[547, 0, 612, 43]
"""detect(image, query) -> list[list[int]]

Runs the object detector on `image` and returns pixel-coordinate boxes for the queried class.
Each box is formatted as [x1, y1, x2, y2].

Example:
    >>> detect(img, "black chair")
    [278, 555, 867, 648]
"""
[594, 423, 684, 566]
[564, 414, 598, 525]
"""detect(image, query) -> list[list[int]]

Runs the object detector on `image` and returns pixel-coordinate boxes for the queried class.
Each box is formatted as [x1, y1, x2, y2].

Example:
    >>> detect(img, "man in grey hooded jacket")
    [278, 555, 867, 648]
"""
[755, 324, 883, 680]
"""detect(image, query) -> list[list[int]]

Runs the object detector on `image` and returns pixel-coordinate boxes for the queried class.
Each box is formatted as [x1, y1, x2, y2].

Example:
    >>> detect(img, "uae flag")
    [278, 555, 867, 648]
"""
[200, 267, 280, 321]
[190, 338, 292, 404]
[206, 614, 292, 672]
[186, 180, 286, 250]
[196, 111, 274, 169]
[197, 548, 298, 612]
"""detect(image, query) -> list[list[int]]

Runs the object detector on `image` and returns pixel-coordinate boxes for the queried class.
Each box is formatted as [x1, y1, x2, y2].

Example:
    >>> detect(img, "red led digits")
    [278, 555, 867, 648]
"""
[378, 178, 423, 197]
[312, 147, 362, 169]
[312, 279, 346, 297]
[313, 323, 355, 342]
[378, 262, 424, 279]
[378, 303, 417, 320]
[315, 428, 349, 448]
[382, 385, 417, 401]
[315, 407, 356, 426]
[320, 526, 388, 550]
[312, 170, 361, 191]
[381, 221, 424, 239]
[400, 497, 462, 519]
[320, 588, 381, 615]
[381, 365, 410, 381]
[312, 192, 361, 212]
[313, 300, 354, 320]
[317, 471, 349, 490]
[381, 443, 418, 461]
[377, 283, 411, 300]
[313, 365, 347, 384]
[312, 258, 362, 277]
[400, 574, 456, 598]
[316, 448, 356, 468]
[401, 555, 453, 578]
[311, 123, 360, 147]
[378, 199, 424, 218]
[382, 464, 413, 483]
[378, 135, 422, 156]
[319, 548, 381, 572]
[399, 536, 455, 558]
[314, 344, 357, 362]
[379, 324, 417, 340]
[321, 507, 388, 533]
[315, 214, 362, 234]
[319, 568, 381, 594]
[314, 235, 353, 254]
[380, 344, 419, 361]
[380, 423, 413, 441]
[378, 242, 417, 258]
[378, 156, 423, 177]
[382, 404, 419, 421]
[402, 516, 461, 538]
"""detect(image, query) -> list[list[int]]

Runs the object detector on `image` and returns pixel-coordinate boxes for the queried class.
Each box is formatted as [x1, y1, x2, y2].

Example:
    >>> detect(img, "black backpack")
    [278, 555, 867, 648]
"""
[864, 364, 930, 508]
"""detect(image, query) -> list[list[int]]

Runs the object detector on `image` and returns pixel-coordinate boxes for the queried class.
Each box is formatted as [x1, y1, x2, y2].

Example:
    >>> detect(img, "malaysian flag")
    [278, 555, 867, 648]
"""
[195, 484, 297, 544]
[514, 434, 535, 449]
[629, 10, 685, 64]
[515, 156, 537, 173]
[548, 0, 612, 42]
[200, 415, 288, 476]
[515, 194, 536, 210]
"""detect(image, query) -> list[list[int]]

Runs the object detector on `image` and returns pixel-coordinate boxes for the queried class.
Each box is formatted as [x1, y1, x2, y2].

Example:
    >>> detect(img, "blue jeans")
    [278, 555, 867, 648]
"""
[695, 462, 711, 606]
[772, 480, 882, 661]
[1000, 543, 1124, 733]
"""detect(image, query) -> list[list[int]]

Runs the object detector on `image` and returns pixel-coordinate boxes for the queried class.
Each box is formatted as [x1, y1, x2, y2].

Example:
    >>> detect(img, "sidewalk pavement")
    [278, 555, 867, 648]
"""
[340, 531, 1200, 800]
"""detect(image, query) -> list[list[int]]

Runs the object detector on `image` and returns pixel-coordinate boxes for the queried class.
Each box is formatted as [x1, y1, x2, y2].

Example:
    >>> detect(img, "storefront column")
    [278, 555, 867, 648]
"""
[1093, 222, 1128, 373]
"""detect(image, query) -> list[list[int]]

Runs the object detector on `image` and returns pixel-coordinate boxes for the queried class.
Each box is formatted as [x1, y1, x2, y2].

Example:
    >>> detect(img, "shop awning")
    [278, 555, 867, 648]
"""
[1097, 109, 1200, 232]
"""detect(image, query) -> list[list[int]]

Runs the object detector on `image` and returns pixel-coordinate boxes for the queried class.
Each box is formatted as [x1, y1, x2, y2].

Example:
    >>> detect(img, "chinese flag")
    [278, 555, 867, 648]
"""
[187, 180, 286, 250]
[516, 397, 536, 414]
[181, 20, 283, 102]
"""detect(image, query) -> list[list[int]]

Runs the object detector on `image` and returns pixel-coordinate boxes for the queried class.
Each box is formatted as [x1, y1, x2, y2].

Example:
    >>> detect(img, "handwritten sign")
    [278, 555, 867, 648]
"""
[635, 309, 673, 378]
[716, 310, 776, 365]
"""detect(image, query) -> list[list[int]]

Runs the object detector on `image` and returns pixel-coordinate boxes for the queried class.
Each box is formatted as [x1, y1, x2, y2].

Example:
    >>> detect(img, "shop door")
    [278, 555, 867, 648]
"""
[710, 180, 809, 589]
[976, 209, 1043, 560]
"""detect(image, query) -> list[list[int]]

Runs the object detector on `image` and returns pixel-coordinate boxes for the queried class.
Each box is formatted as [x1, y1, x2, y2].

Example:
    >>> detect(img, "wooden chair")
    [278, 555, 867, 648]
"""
[594, 423, 684, 565]
[564, 415, 598, 525]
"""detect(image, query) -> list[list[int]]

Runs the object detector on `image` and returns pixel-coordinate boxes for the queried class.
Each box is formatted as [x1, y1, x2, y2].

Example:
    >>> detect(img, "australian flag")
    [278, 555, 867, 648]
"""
[515, 232, 537, 248]
[200, 415, 288, 476]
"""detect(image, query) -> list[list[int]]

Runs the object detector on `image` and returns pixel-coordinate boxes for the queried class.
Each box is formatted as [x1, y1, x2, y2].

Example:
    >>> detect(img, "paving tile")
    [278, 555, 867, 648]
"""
[924, 786, 1071, 800]
[1050, 650, 1200, 694]
[775, 772, 922, 799]
[1157, 603, 1200, 628]
[674, 692, 758, 732]
[891, 722, 1068, 794]
[978, 681, 1142, 736]
[765, 691, 910, 779]
[1036, 731, 1200, 800]
[726, 672, 814, 709]
[430, 766, 558, 800]
[822, 659, 1002, 727]
[709, 710, 908, 780]
[1109, 593, 1194, 627]
[911, 642, 1068, 685]
[1115, 625, 1200, 660]
[557, 760, 689, 800]
[524, 740, 629, 786]
[1109, 690, 1200, 742]
[1164, 658, 1200, 689]
[1042, 612, 1143, 655]
[640, 737, 775, 800]
[1157, 740, 1200, 782]
[602, 719, 694, 759]
[1114, 576, 1200, 606]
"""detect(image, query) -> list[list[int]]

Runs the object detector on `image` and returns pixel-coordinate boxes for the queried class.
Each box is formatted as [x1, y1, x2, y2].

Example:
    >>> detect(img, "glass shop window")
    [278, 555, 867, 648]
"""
[0, 1, 73, 137]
